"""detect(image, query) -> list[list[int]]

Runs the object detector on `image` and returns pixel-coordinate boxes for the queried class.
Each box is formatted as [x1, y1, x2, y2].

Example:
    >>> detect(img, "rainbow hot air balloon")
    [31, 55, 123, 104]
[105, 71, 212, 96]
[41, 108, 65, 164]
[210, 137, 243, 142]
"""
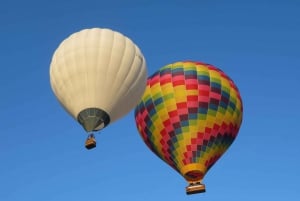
[50, 28, 147, 150]
[134, 61, 243, 194]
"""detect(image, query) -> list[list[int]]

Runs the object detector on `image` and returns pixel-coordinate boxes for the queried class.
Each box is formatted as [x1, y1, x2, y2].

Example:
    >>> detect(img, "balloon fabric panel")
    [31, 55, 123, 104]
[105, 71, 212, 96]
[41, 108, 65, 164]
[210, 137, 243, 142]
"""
[135, 61, 243, 182]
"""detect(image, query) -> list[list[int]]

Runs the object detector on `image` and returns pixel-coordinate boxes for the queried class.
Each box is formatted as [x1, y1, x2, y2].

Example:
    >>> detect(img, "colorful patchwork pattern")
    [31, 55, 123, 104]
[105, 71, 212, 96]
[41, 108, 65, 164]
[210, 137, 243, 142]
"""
[134, 61, 243, 182]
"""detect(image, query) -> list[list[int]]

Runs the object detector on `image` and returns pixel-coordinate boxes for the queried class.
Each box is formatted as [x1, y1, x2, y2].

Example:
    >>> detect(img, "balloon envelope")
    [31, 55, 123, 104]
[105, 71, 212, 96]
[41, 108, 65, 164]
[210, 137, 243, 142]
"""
[134, 61, 243, 187]
[50, 28, 147, 132]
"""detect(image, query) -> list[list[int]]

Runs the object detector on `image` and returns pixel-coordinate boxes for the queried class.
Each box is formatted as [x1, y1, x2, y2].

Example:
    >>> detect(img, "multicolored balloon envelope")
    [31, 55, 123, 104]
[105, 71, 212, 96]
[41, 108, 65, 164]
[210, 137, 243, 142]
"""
[134, 61, 243, 194]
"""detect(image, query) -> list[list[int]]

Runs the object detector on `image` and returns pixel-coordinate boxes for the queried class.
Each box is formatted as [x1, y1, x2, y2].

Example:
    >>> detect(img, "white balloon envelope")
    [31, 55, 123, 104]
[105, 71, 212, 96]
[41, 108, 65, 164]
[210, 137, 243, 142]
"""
[50, 28, 147, 134]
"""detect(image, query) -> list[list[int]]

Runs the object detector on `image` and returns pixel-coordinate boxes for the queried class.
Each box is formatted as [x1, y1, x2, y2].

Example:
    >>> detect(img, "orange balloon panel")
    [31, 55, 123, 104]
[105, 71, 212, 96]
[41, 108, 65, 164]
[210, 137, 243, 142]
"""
[134, 61, 243, 182]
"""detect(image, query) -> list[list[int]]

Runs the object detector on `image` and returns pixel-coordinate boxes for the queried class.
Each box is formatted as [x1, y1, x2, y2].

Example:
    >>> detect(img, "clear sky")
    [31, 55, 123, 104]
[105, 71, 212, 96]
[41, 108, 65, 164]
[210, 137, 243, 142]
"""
[1, 0, 299, 200]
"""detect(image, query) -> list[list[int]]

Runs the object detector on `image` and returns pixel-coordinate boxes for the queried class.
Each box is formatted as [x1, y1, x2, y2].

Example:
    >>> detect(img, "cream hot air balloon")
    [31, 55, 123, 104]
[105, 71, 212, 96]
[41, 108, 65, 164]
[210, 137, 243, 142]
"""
[50, 28, 147, 149]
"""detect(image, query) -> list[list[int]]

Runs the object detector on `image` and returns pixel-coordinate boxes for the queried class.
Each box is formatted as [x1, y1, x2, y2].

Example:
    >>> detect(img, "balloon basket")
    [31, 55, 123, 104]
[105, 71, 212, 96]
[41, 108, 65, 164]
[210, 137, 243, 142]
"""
[85, 134, 96, 150]
[186, 182, 206, 195]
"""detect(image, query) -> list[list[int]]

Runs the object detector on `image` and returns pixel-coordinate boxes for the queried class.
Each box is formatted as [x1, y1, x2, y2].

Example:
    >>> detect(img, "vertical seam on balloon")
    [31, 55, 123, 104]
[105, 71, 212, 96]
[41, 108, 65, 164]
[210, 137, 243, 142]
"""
[170, 62, 180, 170]
[153, 63, 177, 171]
[206, 65, 227, 170]
[146, 70, 161, 163]
[113, 34, 128, 115]
[122, 49, 145, 98]
[215, 71, 224, 165]
[212, 67, 225, 166]
[50, 59, 62, 106]
[150, 69, 164, 163]
[104, 29, 114, 111]
[202, 64, 212, 166]
[83, 30, 89, 113]
[230, 79, 241, 139]
[220, 78, 234, 159]
[94, 29, 101, 108]
[217, 70, 238, 167]
[102, 29, 109, 108]
[62, 34, 76, 117]
[113, 38, 136, 120]
[122, 55, 146, 111]
[63, 39, 75, 115]
[121, 48, 136, 116]
[193, 62, 201, 165]
[169, 62, 182, 171]
[119, 44, 138, 98]
[177, 62, 187, 170]
[107, 31, 125, 119]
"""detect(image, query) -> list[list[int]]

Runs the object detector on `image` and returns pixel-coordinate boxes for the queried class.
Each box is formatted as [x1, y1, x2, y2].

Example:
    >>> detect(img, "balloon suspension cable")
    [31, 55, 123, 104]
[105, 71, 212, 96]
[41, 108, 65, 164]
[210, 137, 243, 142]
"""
[186, 181, 206, 195]
[85, 132, 97, 150]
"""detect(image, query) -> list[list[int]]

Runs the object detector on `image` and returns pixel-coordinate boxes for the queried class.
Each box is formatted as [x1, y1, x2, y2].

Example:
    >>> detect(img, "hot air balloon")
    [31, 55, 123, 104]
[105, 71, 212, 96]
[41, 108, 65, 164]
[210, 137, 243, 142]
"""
[50, 28, 147, 149]
[134, 61, 242, 194]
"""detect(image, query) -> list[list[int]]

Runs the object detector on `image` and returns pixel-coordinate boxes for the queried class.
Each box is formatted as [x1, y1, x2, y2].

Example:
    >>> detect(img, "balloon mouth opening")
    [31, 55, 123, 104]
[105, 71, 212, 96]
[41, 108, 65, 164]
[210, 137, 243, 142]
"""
[77, 108, 110, 132]
[181, 163, 206, 182]
[184, 170, 204, 182]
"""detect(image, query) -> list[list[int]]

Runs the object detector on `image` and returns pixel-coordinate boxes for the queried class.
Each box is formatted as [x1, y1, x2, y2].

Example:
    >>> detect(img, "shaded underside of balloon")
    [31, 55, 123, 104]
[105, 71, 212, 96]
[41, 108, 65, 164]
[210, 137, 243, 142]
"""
[135, 61, 243, 183]
[77, 108, 110, 132]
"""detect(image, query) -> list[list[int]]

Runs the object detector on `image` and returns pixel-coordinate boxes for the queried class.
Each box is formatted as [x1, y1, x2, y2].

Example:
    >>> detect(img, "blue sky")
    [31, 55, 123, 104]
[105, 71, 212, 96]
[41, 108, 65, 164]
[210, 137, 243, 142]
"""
[1, 0, 300, 200]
